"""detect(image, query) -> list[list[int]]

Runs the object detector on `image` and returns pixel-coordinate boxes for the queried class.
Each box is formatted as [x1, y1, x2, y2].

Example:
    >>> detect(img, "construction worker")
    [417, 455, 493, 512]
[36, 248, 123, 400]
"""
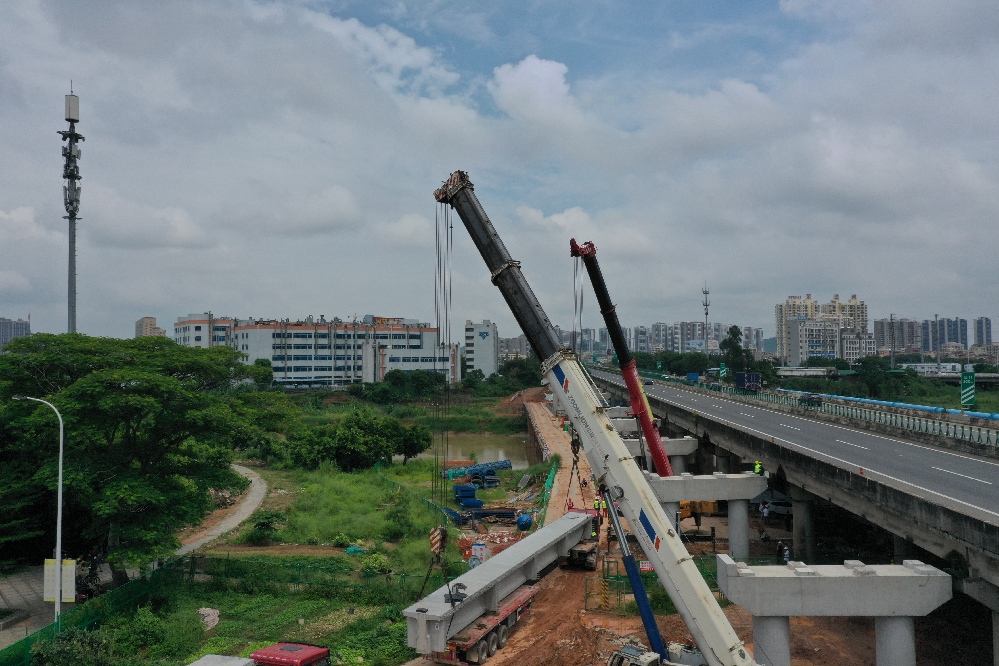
[593, 497, 600, 512]
[601, 497, 608, 518]
[754, 460, 763, 475]
[567, 498, 574, 510]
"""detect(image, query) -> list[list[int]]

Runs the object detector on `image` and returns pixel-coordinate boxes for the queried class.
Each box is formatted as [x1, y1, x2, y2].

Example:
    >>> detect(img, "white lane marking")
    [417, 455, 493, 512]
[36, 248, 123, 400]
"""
[779, 423, 800, 431]
[629, 375, 999, 469]
[740, 413, 755, 418]
[727, 424, 999, 521]
[932, 467, 993, 485]
[836, 439, 869, 450]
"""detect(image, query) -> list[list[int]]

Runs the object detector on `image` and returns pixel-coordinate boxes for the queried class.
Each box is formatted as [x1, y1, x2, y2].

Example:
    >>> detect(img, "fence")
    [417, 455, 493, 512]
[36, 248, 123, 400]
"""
[533, 461, 559, 529]
[631, 371, 999, 450]
[0, 560, 184, 666]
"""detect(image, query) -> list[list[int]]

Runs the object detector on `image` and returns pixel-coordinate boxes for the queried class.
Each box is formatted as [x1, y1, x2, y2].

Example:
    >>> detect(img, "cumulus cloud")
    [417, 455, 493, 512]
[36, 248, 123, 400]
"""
[0, 0, 996, 336]
[85, 187, 212, 249]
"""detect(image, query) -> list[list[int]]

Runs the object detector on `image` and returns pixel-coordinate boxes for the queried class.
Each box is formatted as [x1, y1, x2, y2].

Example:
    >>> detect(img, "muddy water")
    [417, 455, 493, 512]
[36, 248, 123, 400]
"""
[418, 432, 531, 469]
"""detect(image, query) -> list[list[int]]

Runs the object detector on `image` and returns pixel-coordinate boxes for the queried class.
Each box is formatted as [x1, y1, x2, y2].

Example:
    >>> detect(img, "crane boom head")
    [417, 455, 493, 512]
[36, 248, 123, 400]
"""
[435, 170, 473, 204]
[569, 238, 597, 258]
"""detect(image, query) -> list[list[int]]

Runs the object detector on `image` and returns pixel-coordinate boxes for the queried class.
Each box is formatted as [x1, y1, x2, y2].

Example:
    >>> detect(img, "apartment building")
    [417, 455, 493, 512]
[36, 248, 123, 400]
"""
[174, 313, 459, 387]
[0, 317, 30, 351]
[465, 320, 499, 377]
[974, 317, 993, 346]
[135, 316, 167, 338]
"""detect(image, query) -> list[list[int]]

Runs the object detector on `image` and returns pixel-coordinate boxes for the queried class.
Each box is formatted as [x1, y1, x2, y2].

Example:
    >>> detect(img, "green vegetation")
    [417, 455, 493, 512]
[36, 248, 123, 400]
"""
[0, 334, 272, 568]
[30, 581, 415, 666]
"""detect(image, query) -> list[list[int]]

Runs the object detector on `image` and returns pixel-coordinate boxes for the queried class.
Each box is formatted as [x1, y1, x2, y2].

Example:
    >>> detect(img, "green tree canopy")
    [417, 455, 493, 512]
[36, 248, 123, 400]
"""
[0, 334, 291, 567]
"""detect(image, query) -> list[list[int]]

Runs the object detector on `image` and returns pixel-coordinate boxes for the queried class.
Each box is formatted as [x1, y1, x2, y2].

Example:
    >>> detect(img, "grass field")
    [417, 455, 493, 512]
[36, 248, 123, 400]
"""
[299, 395, 527, 434]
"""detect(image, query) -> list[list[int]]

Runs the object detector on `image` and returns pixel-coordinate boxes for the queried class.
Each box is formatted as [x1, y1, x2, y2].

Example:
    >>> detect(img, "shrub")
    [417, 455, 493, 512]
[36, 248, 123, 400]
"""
[359, 553, 390, 573]
[332, 533, 352, 548]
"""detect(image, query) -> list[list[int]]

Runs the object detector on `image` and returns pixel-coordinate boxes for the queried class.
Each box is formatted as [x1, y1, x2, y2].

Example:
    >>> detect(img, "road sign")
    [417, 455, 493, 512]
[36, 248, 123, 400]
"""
[719, 363, 728, 379]
[656, 360, 662, 370]
[961, 372, 975, 407]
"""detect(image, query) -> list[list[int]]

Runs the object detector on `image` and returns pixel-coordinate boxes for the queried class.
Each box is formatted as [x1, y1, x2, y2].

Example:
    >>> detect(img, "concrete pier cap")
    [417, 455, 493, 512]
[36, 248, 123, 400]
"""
[716, 554, 952, 617]
[643, 471, 767, 502]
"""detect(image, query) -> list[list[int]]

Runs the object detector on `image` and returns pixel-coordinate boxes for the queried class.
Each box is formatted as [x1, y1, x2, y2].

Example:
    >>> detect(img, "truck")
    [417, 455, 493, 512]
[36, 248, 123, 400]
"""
[188, 643, 331, 666]
[431, 585, 537, 664]
[565, 508, 599, 570]
[734, 372, 761, 392]
[434, 170, 757, 666]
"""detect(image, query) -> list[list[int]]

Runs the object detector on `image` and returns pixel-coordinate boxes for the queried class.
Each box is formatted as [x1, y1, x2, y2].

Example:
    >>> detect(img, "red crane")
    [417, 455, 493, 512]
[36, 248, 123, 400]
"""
[570, 238, 673, 477]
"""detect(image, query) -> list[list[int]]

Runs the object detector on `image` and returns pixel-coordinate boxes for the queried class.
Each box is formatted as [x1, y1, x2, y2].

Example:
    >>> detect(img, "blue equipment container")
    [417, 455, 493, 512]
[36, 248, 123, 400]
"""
[516, 514, 533, 531]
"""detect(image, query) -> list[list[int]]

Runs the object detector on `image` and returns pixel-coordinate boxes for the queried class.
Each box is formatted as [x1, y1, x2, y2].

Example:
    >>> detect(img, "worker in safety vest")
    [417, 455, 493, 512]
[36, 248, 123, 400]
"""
[600, 498, 608, 518]
[593, 497, 600, 512]
[754, 460, 763, 475]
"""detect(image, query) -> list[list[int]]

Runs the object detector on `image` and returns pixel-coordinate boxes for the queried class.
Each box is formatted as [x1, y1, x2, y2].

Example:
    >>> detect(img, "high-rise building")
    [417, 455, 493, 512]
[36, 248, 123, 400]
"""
[786, 318, 845, 366]
[598, 327, 609, 353]
[873, 318, 922, 353]
[822, 294, 868, 333]
[135, 316, 167, 338]
[174, 313, 459, 387]
[922, 318, 968, 352]
[741, 326, 765, 352]
[499, 334, 531, 360]
[840, 329, 878, 363]
[0, 317, 30, 351]
[465, 320, 499, 377]
[633, 325, 650, 353]
[974, 317, 992, 346]
[650, 323, 669, 353]
[775, 294, 819, 361]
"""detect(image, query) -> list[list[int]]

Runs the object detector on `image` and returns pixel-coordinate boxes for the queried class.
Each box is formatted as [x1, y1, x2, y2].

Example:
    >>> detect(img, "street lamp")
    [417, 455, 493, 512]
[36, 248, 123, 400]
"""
[12, 396, 65, 623]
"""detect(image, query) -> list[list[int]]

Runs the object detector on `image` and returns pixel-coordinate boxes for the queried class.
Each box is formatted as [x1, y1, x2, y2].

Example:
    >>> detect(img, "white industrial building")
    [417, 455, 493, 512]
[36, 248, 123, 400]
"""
[174, 313, 459, 387]
[464, 319, 499, 377]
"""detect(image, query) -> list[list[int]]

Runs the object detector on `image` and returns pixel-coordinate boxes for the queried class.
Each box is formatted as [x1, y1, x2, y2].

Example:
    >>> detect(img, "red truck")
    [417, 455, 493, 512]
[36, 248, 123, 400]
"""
[188, 643, 330, 666]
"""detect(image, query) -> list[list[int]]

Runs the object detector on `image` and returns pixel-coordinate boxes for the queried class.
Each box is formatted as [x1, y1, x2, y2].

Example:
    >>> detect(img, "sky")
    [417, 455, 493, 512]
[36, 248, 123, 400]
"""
[1, 0, 997, 342]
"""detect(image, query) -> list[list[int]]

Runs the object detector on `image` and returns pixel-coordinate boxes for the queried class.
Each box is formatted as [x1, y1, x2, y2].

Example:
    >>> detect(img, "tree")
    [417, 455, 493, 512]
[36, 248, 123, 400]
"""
[719, 325, 752, 376]
[398, 424, 432, 464]
[0, 335, 277, 566]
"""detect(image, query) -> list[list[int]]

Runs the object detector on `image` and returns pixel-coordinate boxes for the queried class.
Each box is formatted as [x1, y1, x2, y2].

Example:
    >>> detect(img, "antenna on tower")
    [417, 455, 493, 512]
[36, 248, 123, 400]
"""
[702, 283, 710, 351]
[58, 86, 85, 333]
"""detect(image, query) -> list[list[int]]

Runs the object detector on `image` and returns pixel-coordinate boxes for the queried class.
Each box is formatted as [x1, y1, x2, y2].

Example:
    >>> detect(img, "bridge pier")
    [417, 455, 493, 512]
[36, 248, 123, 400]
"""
[719, 555, 951, 666]
[752, 616, 790, 666]
[643, 472, 766, 559]
[892, 534, 917, 562]
[789, 487, 816, 563]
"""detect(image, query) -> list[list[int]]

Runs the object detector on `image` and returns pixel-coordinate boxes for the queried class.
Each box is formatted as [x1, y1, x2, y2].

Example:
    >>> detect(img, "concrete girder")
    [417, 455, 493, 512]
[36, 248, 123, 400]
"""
[404, 512, 590, 654]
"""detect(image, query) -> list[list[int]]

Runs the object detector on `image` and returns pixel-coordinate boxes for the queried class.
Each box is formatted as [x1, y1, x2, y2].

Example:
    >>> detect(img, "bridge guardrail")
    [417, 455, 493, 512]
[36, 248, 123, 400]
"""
[593, 367, 999, 450]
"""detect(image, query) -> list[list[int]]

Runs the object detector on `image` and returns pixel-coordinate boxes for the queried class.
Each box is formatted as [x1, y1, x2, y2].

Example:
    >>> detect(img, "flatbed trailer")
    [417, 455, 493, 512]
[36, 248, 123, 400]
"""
[429, 585, 538, 664]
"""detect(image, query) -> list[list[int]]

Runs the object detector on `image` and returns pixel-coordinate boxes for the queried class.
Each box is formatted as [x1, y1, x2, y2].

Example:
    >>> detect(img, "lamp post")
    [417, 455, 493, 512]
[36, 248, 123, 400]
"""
[13, 396, 65, 622]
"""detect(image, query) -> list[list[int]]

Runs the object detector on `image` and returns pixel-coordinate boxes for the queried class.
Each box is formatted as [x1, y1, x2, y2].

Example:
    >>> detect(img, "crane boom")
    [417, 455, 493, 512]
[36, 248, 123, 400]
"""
[435, 171, 756, 666]
[570, 238, 673, 477]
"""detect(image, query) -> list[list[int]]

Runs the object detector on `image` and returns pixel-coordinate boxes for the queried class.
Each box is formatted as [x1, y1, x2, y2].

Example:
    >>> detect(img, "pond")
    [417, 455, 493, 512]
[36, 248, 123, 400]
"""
[416, 432, 532, 469]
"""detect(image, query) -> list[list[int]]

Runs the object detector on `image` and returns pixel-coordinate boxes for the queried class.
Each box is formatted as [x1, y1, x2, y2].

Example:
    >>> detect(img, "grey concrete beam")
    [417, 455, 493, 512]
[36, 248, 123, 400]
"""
[404, 512, 590, 653]
[717, 555, 952, 617]
[643, 471, 767, 502]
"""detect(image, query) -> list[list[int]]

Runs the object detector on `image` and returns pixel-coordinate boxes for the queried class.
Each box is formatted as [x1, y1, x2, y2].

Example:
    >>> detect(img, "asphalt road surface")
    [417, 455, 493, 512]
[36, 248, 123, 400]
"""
[590, 369, 999, 525]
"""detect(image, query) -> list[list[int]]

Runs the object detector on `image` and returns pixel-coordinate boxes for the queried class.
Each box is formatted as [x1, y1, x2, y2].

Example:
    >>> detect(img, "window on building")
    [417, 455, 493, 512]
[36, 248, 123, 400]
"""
[389, 357, 401, 362]
[317, 333, 329, 339]
[392, 333, 405, 339]
[375, 333, 389, 339]
[293, 333, 313, 339]
[194, 335, 202, 341]
[195, 325, 202, 331]
[409, 334, 421, 339]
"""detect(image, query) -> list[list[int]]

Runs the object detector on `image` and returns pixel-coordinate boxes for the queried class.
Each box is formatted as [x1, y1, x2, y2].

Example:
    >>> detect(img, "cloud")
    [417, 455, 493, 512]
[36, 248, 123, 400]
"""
[84, 187, 212, 249]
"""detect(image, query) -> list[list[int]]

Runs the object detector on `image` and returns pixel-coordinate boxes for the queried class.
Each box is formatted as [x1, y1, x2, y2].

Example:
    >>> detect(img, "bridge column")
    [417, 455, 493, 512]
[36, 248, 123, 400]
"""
[728, 498, 750, 559]
[664, 501, 681, 529]
[875, 616, 916, 666]
[752, 616, 791, 666]
[715, 450, 731, 473]
[669, 454, 687, 474]
[789, 488, 816, 562]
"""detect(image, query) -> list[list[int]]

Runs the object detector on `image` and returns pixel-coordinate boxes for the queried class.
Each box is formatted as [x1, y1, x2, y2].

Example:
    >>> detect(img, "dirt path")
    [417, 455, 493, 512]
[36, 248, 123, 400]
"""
[176, 464, 266, 554]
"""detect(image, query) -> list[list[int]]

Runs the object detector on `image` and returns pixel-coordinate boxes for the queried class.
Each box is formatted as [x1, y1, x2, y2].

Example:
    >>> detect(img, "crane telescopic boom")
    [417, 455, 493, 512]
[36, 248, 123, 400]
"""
[434, 171, 756, 666]
[570, 238, 673, 477]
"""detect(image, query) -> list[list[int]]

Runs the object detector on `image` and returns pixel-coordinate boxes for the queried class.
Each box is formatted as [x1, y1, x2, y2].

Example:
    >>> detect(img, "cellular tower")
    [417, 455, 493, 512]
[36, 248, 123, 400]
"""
[58, 89, 84, 333]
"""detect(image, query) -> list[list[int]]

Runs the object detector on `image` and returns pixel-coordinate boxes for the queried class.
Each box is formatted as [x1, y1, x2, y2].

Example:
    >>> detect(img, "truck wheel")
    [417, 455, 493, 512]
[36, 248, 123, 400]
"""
[475, 639, 490, 663]
[487, 631, 499, 656]
[496, 624, 509, 648]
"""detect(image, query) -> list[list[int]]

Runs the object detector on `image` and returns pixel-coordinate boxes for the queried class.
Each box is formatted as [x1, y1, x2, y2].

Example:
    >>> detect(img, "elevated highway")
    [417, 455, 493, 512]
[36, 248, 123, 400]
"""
[590, 369, 999, 661]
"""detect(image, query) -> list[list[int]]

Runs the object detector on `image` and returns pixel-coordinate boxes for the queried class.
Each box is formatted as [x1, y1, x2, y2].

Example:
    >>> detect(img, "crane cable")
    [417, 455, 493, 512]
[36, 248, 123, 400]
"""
[433, 201, 454, 512]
